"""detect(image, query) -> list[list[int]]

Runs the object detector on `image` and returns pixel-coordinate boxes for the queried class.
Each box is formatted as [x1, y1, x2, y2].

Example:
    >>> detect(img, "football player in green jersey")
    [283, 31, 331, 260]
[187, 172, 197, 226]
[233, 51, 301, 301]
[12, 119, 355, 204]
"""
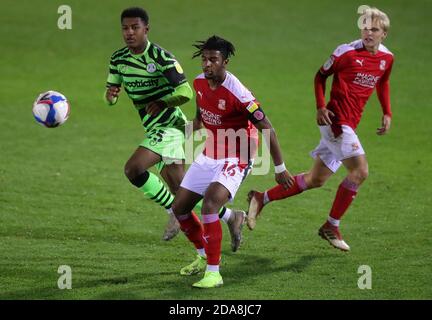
[104, 7, 245, 251]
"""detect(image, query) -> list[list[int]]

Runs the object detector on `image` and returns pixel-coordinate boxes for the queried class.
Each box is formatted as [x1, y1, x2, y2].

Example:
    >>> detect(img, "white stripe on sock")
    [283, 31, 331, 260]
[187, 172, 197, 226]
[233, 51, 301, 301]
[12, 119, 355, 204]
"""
[206, 265, 219, 272]
[327, 216, 340, 227]
[197, 248, 206, 258]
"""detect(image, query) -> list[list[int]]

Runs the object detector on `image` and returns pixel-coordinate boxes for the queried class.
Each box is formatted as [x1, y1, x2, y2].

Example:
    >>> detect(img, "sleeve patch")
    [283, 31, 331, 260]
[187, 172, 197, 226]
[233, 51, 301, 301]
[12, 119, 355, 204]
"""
[246, 102, 259, 113]
[174, 61, 184, 74]
[253, 110, 265, 121]
[247, 106, 266, 124]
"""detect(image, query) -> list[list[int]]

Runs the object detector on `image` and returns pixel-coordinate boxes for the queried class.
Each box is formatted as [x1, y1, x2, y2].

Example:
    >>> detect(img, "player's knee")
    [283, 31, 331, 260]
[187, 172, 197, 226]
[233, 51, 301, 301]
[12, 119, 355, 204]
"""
[360, 168, 369, 181]
[168, 184, 179, 195]
[352, 168, 369, 184]
[124, 162, 135, 180]
[164, 177, 181, 194]
[171, 199, 188, 216]
[125, 164, 150, 188]
[201, 197, 220, 214]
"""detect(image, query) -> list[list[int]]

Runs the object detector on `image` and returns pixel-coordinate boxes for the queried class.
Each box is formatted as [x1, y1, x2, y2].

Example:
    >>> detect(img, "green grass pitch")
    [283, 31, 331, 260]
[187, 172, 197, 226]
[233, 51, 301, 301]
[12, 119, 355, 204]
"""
[0, 0, 431, 299]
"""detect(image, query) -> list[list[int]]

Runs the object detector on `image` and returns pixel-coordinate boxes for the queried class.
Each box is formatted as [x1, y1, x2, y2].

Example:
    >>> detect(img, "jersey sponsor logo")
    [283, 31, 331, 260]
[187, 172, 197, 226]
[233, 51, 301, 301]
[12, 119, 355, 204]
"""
[380, 60, 386, 70]
[246, 102, 259, 113]
[197, 91, 203, 99]
[218, 99, 226, 110]
[200, 107, 222, 125]
[353, 72, 380, 88]
[124, 79, 159, 88]
[355, 59, 364, 67]
[146, 63, 157, 73]
[323, 56, 335, 71]
[174, 61, 184, 74]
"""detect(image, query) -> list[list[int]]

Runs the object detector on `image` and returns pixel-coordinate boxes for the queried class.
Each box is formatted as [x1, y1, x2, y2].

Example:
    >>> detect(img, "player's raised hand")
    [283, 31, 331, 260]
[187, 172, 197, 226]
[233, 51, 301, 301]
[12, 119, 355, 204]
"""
[275, 170, 295, 190]
[377, 114, 391, 135]
[146, 100, 167, 116]
[106, 86, 121, 104]
[317, 108, 335, 126]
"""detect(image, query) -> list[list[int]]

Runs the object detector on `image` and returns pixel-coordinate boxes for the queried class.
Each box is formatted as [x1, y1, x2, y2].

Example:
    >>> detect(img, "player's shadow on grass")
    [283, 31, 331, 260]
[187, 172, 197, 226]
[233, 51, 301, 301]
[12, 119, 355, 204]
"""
[91, 253, 322, 299]
[224, 252, 320, 276]
[0, 254, 322, 299]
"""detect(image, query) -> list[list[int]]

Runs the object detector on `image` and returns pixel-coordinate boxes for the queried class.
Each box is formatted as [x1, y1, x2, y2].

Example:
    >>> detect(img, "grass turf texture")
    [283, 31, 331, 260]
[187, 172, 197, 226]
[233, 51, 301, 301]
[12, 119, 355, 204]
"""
[0, 0, 431, 299]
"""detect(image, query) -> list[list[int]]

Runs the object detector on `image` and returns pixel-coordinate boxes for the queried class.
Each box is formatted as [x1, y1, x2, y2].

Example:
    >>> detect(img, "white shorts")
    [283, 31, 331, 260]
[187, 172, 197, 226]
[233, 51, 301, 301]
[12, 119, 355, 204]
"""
[310, 125, 365, 173]
[180, 154, 253, 201]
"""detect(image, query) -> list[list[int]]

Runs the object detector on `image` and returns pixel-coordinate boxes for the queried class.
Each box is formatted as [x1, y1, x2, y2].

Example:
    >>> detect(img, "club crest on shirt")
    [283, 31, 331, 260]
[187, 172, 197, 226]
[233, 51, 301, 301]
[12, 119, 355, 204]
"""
[351, 142, 360, 151]
[146, 63, 156, 73]
[119, 65, 127, 74]
[218, 99, 226, 110]
[380, 60, 386, 71]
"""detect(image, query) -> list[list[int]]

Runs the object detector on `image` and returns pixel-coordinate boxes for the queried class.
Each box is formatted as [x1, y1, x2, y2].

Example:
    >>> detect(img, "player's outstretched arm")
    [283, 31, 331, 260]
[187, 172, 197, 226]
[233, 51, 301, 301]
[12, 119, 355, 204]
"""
[253, 117, 295, 189]
[161, 81, 193, 108]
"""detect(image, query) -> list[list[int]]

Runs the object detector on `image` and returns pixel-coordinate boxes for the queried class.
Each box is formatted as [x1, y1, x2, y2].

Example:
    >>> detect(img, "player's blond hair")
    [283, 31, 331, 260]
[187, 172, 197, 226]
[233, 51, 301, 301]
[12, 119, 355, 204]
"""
[364, 7, 390, 32]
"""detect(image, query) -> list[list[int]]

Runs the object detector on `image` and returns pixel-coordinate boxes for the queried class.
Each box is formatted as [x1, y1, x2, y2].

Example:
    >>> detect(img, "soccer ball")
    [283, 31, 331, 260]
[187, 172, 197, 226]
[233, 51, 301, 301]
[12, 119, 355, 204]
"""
[32, 90, 70, 128]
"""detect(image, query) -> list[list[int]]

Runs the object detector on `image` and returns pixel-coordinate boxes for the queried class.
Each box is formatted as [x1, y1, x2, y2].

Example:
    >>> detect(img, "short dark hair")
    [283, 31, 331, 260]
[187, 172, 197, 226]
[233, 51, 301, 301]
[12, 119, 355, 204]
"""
[121, 7, 149, 25]
[192, 35, 235, 60]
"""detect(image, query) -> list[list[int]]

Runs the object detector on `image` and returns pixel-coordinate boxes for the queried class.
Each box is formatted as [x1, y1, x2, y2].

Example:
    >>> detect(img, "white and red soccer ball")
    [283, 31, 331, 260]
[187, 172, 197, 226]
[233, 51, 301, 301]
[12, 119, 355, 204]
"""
[32, 91, 70, 128]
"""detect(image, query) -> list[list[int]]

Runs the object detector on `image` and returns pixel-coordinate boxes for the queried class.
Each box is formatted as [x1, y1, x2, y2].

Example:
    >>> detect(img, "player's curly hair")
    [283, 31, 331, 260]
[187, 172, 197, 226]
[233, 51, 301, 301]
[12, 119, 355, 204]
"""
[192, 35, 235, 60]
[121, 7, 149, 25]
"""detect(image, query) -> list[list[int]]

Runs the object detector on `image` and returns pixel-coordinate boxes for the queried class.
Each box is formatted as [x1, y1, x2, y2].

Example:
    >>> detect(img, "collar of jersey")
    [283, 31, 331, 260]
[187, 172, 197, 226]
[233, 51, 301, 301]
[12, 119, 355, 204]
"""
[129, 40, 151, 58]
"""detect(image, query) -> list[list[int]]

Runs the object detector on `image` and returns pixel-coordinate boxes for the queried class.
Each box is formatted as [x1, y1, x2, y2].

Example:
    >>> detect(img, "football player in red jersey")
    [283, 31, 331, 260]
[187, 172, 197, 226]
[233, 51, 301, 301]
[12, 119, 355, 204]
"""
[171, 36, 294, 288]
[247, 7, 394, 252]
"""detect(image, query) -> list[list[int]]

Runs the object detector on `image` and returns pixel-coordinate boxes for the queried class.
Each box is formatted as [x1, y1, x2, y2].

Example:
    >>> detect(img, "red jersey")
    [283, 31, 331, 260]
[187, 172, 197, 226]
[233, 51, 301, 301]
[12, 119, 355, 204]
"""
[193, 72, 260, 163]
[316, 39, 394, 133]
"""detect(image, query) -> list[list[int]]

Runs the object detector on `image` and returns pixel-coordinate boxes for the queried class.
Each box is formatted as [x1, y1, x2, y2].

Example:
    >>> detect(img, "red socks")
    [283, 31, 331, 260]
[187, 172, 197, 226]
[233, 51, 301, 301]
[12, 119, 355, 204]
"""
[177, 212, 222, 266]
[177, 212, 204, 250]
[329, 178, 359, 221]
[265, 173, 360, 224]
[202, 214, 222, 266]
[267, 174, 308, 201]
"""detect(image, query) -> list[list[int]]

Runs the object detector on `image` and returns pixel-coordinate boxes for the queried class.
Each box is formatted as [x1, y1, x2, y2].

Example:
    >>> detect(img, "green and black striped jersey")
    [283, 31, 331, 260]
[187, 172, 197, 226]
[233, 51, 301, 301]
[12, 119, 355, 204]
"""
[106, 40, 192, 131]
